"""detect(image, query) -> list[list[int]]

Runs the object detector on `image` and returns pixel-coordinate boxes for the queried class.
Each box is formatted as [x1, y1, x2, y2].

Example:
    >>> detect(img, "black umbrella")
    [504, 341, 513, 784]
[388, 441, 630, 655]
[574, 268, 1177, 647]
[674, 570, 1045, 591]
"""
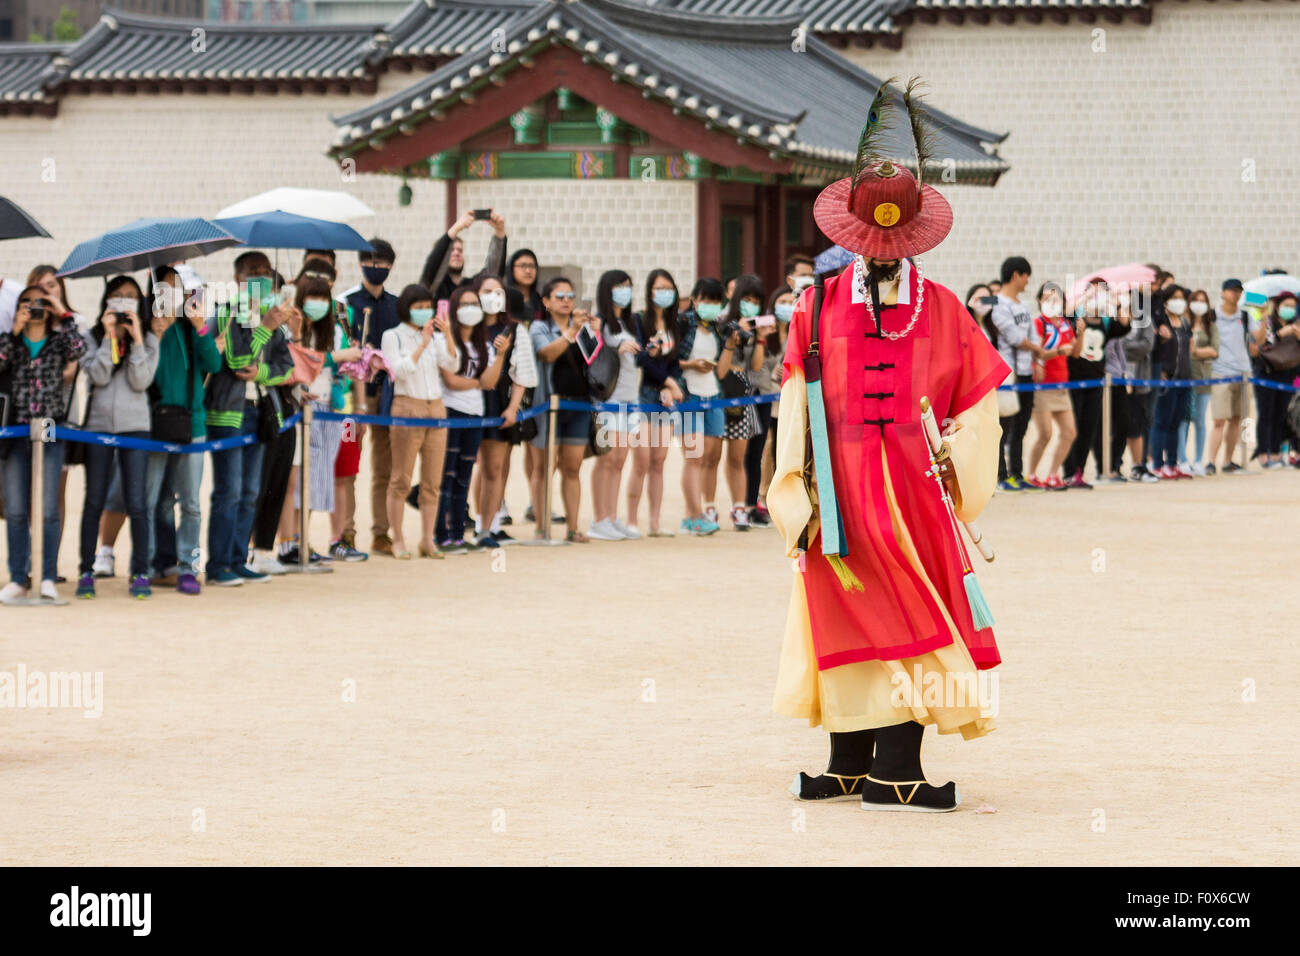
[0, 196, 51, 241]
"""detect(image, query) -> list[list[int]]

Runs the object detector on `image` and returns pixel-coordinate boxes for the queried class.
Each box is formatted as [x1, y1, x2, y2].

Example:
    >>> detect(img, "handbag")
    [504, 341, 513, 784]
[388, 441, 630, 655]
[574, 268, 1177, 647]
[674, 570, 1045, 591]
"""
[579, 326, 620, 403]
[149, 325, 197, 445]
[255, 385, 283, 443]
[720, 368, 750, 421]
[996, 371, 1020, 418]
[287, 341, 325, 387]
[1259, 334, 1300, 373]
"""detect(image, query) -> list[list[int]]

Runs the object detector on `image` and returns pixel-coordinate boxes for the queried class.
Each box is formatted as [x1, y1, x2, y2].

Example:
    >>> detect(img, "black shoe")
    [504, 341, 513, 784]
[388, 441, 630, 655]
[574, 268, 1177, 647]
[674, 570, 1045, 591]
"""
[789, 771, 870, 802]
[1222, 462, 1242, 473]
[1204, 463, 1217, 475]
[499, 514, 513, 526]
[860, 777, 960, 813]
[493, 529, 516, 545]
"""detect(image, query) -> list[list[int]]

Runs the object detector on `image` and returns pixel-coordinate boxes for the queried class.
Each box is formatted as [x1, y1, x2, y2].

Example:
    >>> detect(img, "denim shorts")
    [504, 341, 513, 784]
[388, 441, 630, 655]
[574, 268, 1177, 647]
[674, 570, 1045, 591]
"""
[529, 406, 590, 449]
[678, 392, 725, 438]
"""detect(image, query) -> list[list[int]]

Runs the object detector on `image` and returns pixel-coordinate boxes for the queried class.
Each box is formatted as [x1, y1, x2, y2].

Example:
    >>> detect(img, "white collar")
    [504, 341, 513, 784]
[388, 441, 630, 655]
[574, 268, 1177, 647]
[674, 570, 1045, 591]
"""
[851, 257, 913, 306]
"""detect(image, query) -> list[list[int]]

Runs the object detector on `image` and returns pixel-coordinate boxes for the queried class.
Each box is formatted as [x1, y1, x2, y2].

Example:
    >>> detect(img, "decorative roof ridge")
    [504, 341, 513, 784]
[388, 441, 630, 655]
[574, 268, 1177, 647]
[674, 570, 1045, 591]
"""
[584, 0, 809, 39]
[98, 7, 386, 36]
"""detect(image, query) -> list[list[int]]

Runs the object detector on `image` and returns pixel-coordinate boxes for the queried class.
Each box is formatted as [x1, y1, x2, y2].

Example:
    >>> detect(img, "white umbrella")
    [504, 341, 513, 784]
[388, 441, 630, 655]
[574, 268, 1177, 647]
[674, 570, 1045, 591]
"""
[1242, 274, 1300, 299]
[215, 188, 375, 223]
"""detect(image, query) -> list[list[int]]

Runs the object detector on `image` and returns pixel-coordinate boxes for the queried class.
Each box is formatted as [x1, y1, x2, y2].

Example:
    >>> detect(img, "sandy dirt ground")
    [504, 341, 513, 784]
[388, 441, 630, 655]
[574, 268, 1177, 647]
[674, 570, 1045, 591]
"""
[1, 426, 1296, 866]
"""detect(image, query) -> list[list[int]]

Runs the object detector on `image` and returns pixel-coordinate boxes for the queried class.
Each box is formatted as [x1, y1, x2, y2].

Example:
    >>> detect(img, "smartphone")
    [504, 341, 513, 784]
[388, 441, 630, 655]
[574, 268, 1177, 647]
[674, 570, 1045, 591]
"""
[753, 314, 776, 329]
[979, 295, 999, 306]
[578, 298, 593, 314]
[472, 208, 492, 221]
[436, 299, 450, 320]
[1242, 290, 1267, 308]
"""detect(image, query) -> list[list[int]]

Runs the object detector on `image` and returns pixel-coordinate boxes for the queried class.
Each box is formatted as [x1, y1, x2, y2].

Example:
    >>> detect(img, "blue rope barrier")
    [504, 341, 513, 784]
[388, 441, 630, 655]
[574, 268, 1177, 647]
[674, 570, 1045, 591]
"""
[0, 413, 302, 451]
[314, 402, 549, 430]
[3, 379, 1291, 448]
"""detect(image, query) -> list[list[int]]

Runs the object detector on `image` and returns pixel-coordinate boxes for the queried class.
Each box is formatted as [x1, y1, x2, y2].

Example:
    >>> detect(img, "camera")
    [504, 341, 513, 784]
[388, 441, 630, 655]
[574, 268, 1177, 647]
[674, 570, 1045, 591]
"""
[719, 318, 753, 347]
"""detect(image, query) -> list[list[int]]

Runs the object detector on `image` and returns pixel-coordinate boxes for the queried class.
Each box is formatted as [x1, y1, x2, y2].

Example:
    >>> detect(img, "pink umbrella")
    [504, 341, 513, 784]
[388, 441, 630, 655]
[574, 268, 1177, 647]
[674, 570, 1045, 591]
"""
[1069, 263, 1156, 306]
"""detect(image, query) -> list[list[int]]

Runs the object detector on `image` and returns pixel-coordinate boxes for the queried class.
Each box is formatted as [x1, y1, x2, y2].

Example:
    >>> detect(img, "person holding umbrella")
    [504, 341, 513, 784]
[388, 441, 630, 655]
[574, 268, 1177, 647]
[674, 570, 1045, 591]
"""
[0, 285, 87, 603]
[204, 252, 294, 587]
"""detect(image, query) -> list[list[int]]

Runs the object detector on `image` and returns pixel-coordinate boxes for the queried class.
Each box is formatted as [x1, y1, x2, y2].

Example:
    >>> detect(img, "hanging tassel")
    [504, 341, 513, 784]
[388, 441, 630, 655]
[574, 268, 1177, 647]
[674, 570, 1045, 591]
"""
[963, 571, 994, 629]
[827, 554, 865, 592]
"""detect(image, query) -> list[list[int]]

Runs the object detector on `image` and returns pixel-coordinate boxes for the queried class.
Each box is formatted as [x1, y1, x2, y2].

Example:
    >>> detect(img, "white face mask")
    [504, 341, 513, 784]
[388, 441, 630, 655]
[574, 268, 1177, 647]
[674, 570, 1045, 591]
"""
[106, 296, 137, 314]
[1189, 301, 1209, 317]
[479, 290, 506, 315]
[1166, 299, 1187, 315]
[457, 304, 484, 327]
[791, 275, 814, 293]
[1042, 301, 1063, 318]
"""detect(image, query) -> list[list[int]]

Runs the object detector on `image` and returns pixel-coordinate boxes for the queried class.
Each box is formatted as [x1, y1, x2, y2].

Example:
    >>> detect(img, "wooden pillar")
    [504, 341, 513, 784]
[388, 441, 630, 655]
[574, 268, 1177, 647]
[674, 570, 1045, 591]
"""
[696, 178, 720, 281]
[444, 178, 459, 230]
[757, 182, 785, 292]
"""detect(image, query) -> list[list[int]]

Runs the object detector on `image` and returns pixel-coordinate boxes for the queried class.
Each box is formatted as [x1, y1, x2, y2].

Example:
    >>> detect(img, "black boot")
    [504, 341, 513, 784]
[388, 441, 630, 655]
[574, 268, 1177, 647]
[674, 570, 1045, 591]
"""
[790, 730, 874, 801]
[860, 721, 959, 813]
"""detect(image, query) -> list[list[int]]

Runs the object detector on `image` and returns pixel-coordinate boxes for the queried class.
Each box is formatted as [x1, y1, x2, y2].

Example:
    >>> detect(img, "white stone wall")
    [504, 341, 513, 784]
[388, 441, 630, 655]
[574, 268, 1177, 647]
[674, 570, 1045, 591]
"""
[0, 70, 445, 306]
[458, 177, 697, 304]
[0, 72, 696, 312]
[844, 1, 1300, 297]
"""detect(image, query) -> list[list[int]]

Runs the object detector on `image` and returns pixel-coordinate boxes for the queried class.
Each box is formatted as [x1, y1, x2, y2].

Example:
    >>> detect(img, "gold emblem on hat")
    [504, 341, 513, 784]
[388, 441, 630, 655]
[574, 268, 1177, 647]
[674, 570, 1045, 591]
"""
[873, 202, 900, 227]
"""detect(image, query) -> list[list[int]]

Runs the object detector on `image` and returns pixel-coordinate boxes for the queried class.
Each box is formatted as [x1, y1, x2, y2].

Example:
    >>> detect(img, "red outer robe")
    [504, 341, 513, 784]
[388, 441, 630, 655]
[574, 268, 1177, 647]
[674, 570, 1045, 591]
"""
[781, 267, 1010, 672]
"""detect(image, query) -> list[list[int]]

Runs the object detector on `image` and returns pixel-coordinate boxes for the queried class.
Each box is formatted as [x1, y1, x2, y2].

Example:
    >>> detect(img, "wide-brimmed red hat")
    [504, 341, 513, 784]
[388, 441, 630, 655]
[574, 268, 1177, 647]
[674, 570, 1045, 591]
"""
[814, 159, 952, 260]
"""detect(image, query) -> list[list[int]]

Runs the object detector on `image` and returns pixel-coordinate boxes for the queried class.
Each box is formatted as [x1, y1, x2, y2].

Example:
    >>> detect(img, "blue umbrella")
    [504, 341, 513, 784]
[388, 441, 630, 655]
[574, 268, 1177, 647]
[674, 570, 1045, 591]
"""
[213, 210, 373, 252]
[58, 216, 241, 278]
[814, 244, 855, 275]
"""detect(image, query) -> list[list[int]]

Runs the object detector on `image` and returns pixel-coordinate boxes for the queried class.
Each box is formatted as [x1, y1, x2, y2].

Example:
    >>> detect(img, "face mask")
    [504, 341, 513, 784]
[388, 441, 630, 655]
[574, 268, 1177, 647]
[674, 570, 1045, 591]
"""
[791, 276, 814, 293]
[611, 286, 633, 309]
[739, 300, 761, 319]
[244, 275, 273, 301]
[303, 299, 331, 321]
[1280, 305, 1298, 321]
[1189, 301, 1209, 317]
[1165, 299, 1187, 315]
[457, 305, 484, 327]
[774, 302, 795, 323]
[1042, 301, 1063, 319]
[362, 265, 390, 286]
[409, 307, 434, 325]
[972, 302, 992, 318]
[695, 303, 722, 322]
[652, 288, 676, 309]
[479, 290, 506, 315]
[107, 296, 138, 314]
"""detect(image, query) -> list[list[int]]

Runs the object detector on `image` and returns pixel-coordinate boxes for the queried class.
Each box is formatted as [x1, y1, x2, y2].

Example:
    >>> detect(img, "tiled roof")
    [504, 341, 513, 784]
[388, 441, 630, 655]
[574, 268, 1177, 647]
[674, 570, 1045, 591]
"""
[50, 10, 383, 85]
[649, 0, 909, 34]
[383, 0, 537, 58]
[331, 0, 1008, 179]
[0, 43, 66, 104]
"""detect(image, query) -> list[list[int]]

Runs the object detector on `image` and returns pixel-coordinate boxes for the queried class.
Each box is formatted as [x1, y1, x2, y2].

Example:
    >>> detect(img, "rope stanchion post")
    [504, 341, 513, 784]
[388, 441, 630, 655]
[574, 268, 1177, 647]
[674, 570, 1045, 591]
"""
[1101, 373, 1112, 479]
[1240, 370, 1252, 472]
[288, 403, 330, 575]
[521, 394, 569, 548]
[18, 418, 65, 606]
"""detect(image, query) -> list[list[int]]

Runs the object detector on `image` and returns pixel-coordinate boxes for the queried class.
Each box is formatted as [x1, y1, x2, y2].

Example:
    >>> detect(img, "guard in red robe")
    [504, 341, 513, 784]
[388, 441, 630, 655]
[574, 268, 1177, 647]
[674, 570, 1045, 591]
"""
[769, 80, 1011, 812]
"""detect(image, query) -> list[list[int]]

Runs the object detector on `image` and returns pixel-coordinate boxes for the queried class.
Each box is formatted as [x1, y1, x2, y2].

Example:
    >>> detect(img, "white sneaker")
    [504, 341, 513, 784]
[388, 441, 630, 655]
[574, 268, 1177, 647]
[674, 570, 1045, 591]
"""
[612, 519, 641, 539]
[1191, 463, 1207, 477]
[40, 579, 59, 601]
[252, 551, 288, 575]
[587, 518, 626, 541]
[731, 505, 750, 531]
[92, 546, 115, 578]
[0, 581, 28, 605]
[704, 504, 719, 524]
